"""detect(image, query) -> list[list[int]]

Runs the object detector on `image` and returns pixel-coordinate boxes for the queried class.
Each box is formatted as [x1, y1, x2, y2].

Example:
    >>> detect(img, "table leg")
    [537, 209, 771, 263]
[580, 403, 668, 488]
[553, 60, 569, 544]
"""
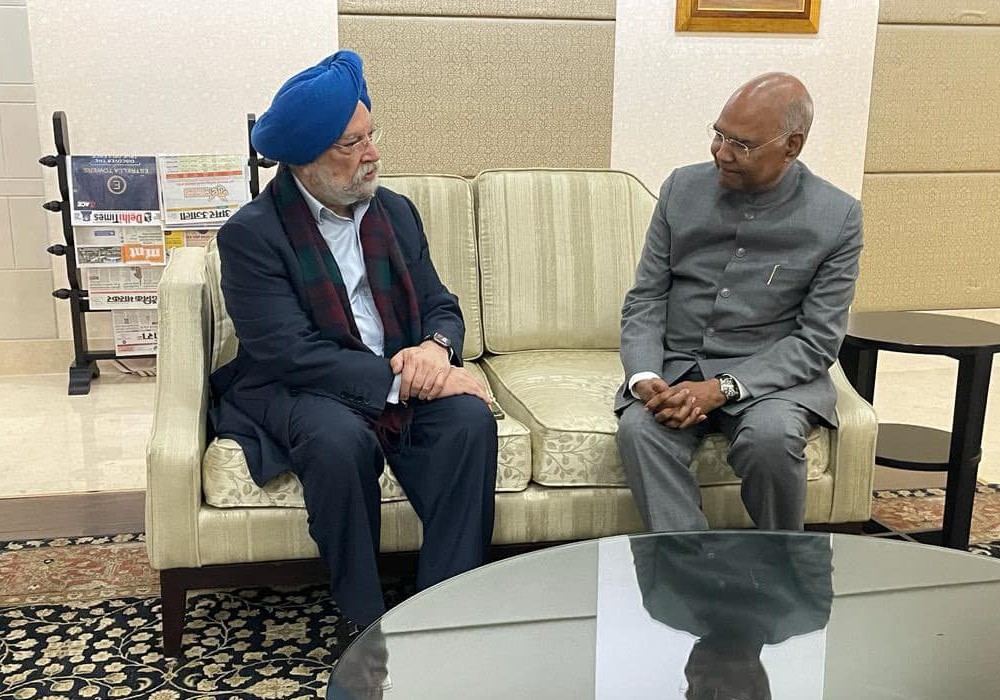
[942, 350, 994, 550]
[839, 343, 878, 403]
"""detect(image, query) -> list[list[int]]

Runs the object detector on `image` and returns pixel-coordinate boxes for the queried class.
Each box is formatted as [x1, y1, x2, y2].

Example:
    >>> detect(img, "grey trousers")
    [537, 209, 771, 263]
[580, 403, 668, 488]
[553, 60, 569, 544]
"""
[616, 397, 815, 532]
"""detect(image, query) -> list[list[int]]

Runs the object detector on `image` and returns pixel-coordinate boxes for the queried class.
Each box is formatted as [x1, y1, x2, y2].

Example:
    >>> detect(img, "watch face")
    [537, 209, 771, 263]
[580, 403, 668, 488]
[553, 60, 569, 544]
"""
[433, 332, 451, 348]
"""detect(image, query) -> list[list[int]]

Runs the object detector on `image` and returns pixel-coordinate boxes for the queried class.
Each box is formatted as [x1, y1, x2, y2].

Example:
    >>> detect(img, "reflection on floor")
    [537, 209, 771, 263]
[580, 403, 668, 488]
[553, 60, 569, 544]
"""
[0, 320, 998, 503]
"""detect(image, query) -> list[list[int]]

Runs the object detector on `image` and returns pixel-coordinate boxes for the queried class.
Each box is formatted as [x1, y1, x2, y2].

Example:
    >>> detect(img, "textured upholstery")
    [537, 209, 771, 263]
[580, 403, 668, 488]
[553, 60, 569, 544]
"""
[201, 362, 531, 508]
[481, 350, 829, 487]
[476, 169, 655, 352]
[379, 175, 484, 359]
[147, 169, 878, 580]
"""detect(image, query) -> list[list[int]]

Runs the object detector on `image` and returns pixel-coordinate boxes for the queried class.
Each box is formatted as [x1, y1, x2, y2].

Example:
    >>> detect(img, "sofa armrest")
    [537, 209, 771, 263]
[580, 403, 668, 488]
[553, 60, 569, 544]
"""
[145, 248, 211, 569]
[826, 361, 878, 522]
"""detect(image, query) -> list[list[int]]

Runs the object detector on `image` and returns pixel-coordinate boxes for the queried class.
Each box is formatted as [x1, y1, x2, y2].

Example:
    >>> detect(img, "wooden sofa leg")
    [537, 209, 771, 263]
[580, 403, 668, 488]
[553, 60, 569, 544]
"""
[159, 569, 187, 658]
[157, 559, 329, 656]
[806, 521, 866, 535]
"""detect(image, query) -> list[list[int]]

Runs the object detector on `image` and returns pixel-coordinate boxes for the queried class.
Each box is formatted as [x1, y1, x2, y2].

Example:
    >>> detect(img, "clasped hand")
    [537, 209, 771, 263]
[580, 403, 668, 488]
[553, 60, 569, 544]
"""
[634, 377, 726, 429]
[389, 341, 490, 404]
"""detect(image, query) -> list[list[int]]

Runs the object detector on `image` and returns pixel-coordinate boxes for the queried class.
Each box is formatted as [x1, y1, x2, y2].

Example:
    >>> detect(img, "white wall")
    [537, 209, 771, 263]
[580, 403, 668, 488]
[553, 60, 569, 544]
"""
[611, 0, 879, 199]
[26, 1, 339, 339]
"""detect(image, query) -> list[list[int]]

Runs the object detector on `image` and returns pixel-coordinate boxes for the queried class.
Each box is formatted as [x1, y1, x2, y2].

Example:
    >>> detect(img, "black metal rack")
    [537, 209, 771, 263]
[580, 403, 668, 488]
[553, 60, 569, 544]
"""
[246, 112, 276, 197]
[38, 112, 273, 395]
[39, 111, 155, 395]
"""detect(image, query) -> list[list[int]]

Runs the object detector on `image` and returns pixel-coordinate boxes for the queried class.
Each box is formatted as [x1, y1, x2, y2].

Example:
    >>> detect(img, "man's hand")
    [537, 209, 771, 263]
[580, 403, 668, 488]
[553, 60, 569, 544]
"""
[390, 341, 451, 402]
[436, 367, 492, 404]
[638, 378, 725, 429]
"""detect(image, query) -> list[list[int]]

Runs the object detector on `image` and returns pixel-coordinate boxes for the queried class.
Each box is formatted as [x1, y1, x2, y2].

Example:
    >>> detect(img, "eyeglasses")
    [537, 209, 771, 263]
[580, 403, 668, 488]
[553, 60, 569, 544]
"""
[708, 123, 790, 160]
[332, 126, 383, 154]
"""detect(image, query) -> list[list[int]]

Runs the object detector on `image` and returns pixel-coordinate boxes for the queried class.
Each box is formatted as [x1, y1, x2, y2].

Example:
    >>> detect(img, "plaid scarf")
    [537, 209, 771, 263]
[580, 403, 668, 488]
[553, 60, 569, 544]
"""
[270, 165, 421, 452]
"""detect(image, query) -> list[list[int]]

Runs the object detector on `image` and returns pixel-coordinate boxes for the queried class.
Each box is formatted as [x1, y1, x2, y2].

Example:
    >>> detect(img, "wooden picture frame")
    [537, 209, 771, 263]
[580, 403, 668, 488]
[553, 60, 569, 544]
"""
[676, 0, 821, 34]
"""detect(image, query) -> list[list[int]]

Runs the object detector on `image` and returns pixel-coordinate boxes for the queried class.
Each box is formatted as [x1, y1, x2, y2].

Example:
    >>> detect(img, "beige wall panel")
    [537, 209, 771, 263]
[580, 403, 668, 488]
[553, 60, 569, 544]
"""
[0, 103, 42, 178]
[8, 195, 48, 268]
[879, 0, 1000, 25]
[0, 5, 33, 83]
[866, 26, 1000, 172]
[854, 174, 1000, 311]
[339, 0, 615, 19]
[0, 269, 56, 339]
[340, 16, 614, 176]
[0, 198, 13, 269]
[0, 85, 34, 103]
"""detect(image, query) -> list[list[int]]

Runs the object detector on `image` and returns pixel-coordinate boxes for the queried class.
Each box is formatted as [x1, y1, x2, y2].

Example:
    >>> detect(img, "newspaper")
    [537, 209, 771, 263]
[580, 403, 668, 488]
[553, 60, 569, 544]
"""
[74, 227, 165, 267]
[84, 266, 163, 310]
[157, 154, 249, 228]
[69, 155, 161, 225]
[164, 228, 218, 260]
[112, 309, 158, 357]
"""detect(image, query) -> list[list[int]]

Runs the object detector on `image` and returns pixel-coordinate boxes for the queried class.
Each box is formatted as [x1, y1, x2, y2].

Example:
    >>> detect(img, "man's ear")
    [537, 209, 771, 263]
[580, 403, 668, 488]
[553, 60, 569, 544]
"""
[785, 133, 805, 161]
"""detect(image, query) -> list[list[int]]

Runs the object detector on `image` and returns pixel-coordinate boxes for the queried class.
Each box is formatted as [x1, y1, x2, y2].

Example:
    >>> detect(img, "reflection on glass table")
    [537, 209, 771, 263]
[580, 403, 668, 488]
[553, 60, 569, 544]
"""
[327, 531, 1000, 699]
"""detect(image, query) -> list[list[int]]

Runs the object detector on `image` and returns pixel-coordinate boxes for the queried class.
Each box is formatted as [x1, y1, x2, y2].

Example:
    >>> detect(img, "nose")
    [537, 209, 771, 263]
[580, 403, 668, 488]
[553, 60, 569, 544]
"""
[361, 137, 380, 161]
[714, 138, 736, 163]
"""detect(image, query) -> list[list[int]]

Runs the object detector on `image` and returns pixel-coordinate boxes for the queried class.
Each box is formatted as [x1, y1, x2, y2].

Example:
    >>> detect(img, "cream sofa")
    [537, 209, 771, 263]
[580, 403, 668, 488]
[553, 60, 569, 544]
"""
[147, 169, 877, 655]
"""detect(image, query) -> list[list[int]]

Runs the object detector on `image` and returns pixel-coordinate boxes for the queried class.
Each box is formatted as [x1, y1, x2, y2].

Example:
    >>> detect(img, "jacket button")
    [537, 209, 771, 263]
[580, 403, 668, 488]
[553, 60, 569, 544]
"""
[720, 288, 731, 298]
[735, 247, 746, 258]
[706, 327, 716, 337]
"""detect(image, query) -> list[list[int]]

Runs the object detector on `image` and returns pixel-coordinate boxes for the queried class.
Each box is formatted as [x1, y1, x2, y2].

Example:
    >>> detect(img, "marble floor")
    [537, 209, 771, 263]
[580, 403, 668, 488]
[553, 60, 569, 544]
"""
[0, 365, 155, 498]
[0, 323, 999, 499]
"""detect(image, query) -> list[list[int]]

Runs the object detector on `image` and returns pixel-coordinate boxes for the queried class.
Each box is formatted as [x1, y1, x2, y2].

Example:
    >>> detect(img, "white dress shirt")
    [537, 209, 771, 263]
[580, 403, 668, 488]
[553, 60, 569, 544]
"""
[293, 176, 402, 403]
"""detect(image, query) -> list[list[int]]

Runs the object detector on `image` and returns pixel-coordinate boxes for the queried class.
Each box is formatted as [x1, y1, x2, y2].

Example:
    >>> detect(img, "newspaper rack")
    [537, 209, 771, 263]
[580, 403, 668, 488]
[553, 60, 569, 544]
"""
[38, 112, 145, 395]
[40, 112, 271, 395]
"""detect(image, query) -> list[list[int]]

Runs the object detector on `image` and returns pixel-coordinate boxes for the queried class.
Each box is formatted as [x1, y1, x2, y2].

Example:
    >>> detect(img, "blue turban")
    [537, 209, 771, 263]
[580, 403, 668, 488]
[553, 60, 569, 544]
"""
[251, 50, 371, 166]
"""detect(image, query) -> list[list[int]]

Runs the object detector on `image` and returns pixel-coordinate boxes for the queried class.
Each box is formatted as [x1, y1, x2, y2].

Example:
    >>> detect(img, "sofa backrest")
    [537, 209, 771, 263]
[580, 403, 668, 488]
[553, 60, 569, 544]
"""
[380, 174, 483, 360]
[204, 173, 483, 373]
[475, 169, 656, 353]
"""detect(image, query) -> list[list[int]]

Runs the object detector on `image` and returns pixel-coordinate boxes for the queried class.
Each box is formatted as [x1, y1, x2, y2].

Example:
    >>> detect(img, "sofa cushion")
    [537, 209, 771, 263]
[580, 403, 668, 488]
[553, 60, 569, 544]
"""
[480, 350, 829, 487]
[475, 169, 655, 353]
[202, 362, 531, 508]
[380, 175, 483, 360]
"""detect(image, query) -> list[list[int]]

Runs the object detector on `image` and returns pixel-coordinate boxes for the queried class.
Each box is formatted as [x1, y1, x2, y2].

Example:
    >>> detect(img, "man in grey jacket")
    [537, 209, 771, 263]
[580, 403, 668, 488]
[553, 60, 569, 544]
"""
[616, 73, 863, 532]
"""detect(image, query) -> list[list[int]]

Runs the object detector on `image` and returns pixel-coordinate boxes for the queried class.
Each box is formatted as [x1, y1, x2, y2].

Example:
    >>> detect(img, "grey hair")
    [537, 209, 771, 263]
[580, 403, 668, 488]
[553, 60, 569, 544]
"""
[783, 93, 814, 140]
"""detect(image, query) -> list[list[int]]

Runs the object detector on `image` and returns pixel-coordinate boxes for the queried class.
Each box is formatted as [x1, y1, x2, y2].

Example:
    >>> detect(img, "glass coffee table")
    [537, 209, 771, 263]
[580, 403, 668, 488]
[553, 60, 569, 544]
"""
[327, 531, 1000, 699]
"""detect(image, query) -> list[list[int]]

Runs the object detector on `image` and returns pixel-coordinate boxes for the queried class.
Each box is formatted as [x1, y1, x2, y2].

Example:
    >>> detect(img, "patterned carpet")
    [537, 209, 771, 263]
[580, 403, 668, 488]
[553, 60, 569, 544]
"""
[2, 486, 1000, 699]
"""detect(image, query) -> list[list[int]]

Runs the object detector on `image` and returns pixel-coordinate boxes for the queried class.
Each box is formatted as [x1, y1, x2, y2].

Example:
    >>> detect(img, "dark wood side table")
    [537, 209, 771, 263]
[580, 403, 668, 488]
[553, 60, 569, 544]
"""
[839, 311, 1000, 550]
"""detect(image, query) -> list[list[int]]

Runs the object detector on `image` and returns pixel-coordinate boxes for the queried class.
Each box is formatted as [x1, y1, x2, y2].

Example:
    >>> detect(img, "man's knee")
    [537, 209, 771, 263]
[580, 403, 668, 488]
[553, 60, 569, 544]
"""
[617, 401, 694, 459]
[729, 409, 809, 475]
[435, 394, 497, 441]
[617, 401, 655, 448]
[289, 398, 381, 479]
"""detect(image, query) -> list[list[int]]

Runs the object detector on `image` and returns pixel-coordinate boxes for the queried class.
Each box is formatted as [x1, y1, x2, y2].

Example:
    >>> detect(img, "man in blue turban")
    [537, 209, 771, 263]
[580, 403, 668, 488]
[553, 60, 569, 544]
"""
[210, 50, 498, 631]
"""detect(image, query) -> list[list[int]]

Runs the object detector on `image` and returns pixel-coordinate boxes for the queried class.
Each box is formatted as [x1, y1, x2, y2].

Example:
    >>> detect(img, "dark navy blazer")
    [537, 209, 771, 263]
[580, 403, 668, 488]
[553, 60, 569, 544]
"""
[209, 185, 464, 485]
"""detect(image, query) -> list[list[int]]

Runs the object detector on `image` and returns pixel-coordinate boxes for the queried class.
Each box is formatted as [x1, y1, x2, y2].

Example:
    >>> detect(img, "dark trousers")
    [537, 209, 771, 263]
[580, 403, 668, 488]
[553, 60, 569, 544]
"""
[263, 392, 497, 626]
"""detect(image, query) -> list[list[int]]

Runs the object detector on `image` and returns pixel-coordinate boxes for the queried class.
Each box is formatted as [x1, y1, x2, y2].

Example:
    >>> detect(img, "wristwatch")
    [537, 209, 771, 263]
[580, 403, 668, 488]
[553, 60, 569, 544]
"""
[717, 374, 741, 404]
[422, 332, 452, 352]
